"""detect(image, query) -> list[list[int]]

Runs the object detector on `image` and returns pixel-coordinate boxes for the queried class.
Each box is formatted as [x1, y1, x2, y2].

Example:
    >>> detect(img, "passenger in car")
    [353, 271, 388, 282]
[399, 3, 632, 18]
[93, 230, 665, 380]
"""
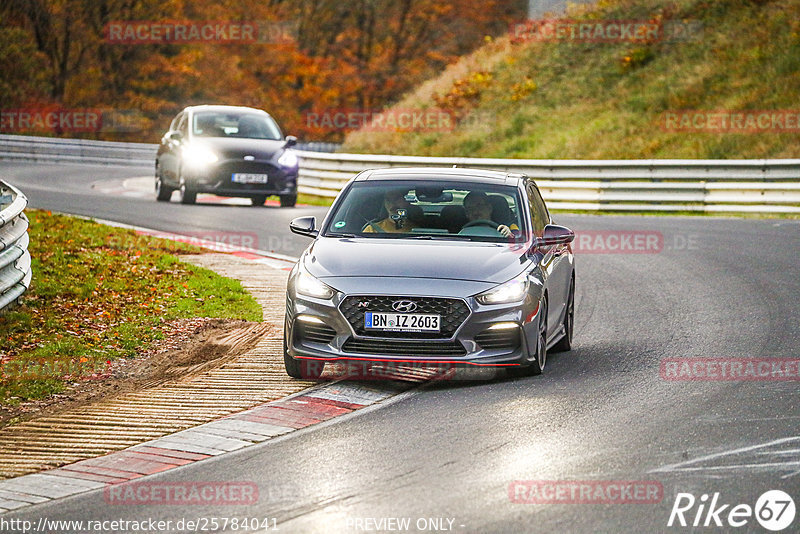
[362, 189, 422, 233]
[461, 191, 517, 237]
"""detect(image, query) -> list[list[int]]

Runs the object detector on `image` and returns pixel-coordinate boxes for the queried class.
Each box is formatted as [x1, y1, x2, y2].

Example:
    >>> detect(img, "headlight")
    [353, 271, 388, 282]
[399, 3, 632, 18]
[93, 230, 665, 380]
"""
[296, 270, 335, 299]
[476, 274, 529, 305]
[278, 149, 298, 168]
[183, 144, 218, 168]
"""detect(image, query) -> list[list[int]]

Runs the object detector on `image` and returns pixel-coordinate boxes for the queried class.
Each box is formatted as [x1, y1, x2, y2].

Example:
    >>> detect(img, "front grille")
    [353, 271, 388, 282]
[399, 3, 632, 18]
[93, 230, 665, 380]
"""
[340, 296, 470, 339]
[342, 338, 467, 357]
[475, 327, 521, 351]
[295, 321, 336, 345]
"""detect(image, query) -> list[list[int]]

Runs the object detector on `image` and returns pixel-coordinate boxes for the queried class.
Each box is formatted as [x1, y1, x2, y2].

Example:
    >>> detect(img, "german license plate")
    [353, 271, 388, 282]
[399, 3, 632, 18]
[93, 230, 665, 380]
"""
[232, 173, 269, 184]
[365, 313, 440, 332]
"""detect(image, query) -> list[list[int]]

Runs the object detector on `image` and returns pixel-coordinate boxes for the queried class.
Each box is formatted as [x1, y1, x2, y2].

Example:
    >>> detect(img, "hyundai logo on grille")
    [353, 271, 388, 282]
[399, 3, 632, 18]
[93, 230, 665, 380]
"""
[392, 300, 418, 313]
[243, 155, 255, 161]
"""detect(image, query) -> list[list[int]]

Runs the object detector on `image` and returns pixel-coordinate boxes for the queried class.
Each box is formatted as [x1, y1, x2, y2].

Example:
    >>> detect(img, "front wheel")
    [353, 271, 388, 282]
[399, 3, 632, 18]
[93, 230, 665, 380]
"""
[280, 194, 297, 208]
[178, 180, 196, 204]
[510, 299, 547, 377]
[551, 277, 575, 353]
[283, 349, 323, 379]
[251, 195, 267, 206]
[155, 165, 174, 202]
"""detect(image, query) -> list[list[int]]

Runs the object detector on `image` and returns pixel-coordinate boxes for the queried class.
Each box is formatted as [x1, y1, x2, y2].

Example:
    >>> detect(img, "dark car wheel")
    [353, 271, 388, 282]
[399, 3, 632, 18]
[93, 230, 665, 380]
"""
[283, 341, 323, 379]
[511, 299, 547, 377]
[280, 194, 297, 208]
[155, 166, 174, 202]
[177, 171, 197, 204]
[251, 195, 267, 206]
[551, 276, 575, 353]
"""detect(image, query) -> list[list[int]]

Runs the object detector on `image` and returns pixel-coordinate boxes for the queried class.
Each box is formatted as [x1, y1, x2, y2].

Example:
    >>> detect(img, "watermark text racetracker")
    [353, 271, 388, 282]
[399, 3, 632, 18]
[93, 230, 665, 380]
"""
[104, 20, 297, 45]
[661, 358, 800, 381]
[104, 481, 258, 506]
[510, 19, 702, 43]
[509, 480, 663, 504]
[661, 110, 800, 133]
[1, 108, 147, 134]
[305, 108, 496, 133]
[571, 231, 698, 254]
[0, 358, 110, 382]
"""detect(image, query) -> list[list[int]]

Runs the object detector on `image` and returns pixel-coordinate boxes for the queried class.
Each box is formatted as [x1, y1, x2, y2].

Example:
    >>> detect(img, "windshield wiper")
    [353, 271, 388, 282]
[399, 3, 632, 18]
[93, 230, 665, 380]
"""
[326, 232, 357, 238]
[408, 234, 472, 241]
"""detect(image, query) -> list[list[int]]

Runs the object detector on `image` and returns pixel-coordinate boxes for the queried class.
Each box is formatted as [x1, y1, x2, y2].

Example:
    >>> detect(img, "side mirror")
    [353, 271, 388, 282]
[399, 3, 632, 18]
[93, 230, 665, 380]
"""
[169, 131, 183, 142]
[284, 135, 298, 148]
[538, 224, 575, 246]
[289, 216, 318, 238]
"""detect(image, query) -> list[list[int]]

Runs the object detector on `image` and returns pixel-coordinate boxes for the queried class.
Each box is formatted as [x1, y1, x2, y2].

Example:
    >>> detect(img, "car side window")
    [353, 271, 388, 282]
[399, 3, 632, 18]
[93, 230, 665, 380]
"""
[526, 183, 549, 236]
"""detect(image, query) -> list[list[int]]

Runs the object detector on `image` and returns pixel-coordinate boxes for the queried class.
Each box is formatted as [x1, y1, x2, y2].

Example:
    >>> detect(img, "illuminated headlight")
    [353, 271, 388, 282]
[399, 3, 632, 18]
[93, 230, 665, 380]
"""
[278, 149, 298, 168]
[182, 144, 219, 168]
[476, 274, 529, 305]
[296, 270, 335, 299]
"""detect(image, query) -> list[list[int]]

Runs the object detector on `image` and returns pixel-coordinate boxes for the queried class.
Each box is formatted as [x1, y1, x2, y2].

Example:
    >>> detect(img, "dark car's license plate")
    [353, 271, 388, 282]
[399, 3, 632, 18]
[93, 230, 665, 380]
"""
[232, 173, 269, 184]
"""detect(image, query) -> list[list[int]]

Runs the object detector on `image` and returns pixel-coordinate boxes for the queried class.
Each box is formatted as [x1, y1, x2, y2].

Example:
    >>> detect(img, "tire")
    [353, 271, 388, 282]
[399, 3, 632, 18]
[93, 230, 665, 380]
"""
[510, 299, 547, 377]
[155, 168, 174, 202]
[283, 319, 324, 379]
[280, 194, 297, 208]
[251, 195, 267, 206]
[551, 277, 575, 353]
[178, 179, 196, 204]
[283, 345, 323, 379]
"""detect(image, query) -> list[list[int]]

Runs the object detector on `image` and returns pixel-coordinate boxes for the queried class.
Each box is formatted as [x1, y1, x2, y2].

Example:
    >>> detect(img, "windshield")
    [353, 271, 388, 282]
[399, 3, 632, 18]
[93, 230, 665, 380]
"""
[323, 179, 525, 243]
[192, 111, 283, 140]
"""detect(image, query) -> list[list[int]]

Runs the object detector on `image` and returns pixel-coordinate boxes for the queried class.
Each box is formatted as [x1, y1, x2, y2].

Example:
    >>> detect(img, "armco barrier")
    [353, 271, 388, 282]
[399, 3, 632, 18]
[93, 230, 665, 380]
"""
[1, 134, 798, 213]
[0, 181, 31, 312]
[0, 134, 337, 167]
[0, 134, 155, 166]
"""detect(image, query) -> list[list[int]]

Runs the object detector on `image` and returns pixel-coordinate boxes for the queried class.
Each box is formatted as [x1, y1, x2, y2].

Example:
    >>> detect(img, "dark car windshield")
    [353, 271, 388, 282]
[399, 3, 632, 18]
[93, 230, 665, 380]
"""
[192, 111, 282, 140]
[323, 179, 526, 243]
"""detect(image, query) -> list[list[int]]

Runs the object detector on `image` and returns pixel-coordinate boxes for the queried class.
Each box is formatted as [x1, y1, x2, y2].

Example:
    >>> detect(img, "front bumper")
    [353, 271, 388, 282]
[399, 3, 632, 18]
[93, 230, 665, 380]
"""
[285, 289, 541, 368]
[184, 160, 297, 197]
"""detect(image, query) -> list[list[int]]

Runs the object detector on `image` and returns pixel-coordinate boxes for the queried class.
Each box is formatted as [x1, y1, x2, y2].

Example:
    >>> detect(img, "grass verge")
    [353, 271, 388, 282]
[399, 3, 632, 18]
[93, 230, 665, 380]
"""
[0, 210, 261, 405]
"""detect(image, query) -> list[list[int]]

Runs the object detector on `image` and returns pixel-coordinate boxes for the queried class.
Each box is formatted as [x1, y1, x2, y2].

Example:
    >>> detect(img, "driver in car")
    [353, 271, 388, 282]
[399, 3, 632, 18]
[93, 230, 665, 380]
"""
[363, 190, 420, 233]
[460, 191, 516, 237]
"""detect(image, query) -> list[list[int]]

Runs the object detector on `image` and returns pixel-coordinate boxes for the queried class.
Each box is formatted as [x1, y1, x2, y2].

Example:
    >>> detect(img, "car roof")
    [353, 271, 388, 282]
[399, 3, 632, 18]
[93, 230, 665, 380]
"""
[182, 105, 271, 115]
[355, 167, 525, 185]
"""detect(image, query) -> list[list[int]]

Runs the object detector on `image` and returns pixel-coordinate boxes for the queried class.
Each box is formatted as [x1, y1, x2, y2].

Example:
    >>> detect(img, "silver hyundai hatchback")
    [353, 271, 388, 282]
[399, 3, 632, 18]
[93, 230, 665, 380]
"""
[283, 167, 575, 379]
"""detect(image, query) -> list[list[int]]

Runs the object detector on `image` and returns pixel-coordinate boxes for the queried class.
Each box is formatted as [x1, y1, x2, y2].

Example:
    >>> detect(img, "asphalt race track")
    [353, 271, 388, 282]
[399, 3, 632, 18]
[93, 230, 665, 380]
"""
[2, 160, 799, 533]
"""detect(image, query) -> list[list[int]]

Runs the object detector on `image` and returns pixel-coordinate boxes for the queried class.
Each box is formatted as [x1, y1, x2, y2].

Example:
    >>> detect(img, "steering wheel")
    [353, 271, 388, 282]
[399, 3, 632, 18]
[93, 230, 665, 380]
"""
[462, 219, 498, 230]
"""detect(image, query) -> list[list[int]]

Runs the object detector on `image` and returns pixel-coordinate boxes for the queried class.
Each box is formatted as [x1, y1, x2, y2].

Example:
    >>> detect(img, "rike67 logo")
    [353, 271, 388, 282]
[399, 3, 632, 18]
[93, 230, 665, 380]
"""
[668, 490, 796, 531]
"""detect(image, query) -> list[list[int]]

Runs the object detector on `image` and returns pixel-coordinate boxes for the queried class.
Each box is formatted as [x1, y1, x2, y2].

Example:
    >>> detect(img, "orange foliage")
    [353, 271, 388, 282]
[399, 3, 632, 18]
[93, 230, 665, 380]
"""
[0, 0, 524, 141]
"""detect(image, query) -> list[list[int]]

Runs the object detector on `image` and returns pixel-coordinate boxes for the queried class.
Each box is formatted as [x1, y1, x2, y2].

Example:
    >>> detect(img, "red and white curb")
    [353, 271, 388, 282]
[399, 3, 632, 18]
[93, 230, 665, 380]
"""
[0, 381, 410, 513]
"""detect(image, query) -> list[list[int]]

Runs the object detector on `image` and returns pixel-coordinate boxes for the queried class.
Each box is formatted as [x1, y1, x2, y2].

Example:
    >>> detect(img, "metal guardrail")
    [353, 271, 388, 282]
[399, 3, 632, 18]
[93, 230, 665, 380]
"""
[0, 181, 31, 313]
[296, 151, 800, 213]
[0, 134, 156, 166]
[0, 134, 338, 166]
[1, 134, 798, 213]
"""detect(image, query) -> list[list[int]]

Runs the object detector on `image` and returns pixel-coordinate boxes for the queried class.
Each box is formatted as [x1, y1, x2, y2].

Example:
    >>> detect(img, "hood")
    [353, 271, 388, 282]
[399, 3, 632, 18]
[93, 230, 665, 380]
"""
[191, 137, 286, 160]
[303, 237, 528, 285]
